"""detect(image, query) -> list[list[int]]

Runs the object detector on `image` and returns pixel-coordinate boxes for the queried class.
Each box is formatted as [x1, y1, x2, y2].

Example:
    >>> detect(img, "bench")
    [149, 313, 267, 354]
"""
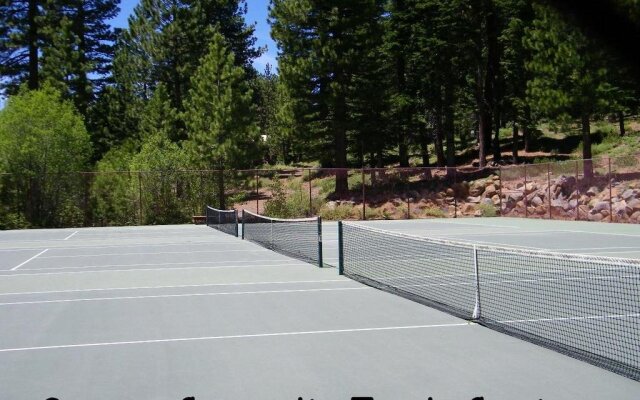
[192, 215, 206, 225]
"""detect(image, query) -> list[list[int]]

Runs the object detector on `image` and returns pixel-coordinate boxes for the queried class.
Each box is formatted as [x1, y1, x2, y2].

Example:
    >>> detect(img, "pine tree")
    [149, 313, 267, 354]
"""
[183, 32, 259, 170]
[0, 0, 45, 91]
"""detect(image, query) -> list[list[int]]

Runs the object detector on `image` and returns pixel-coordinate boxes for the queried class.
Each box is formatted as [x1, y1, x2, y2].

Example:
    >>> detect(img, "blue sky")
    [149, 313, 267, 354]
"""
[109, 0, 278, 72]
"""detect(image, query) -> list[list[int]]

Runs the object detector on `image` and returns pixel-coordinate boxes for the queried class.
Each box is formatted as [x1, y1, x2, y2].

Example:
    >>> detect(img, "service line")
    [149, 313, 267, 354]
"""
[10, 249, 49, 271]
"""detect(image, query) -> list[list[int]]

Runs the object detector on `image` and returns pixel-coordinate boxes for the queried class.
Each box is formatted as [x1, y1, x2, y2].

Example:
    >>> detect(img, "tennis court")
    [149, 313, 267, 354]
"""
[0, 217, 638, 399]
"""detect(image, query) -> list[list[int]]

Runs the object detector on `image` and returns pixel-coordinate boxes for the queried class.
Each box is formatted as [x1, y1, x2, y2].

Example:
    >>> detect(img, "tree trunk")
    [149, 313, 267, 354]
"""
[396, 0, 409, 168]
[523, 107, 532, 152]
[27, 0, 39, 89]
[434, 95, 446, 167]
[419, 123, 430, 167]
[217, 169, 225, 210]
[582, 113, 593, 178]
[492, 108, 501, 162]
[334, 95, 348, 195]
[478, 111, 490, 168]
[512, 123, 519, 163]
[444, 82, 456, 169]
[618, 111, 625, 137]
[74, 3, 89, 115]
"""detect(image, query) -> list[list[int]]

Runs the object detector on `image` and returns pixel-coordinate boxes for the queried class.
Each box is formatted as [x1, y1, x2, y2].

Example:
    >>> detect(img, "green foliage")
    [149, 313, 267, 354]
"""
[91, 141, 139, 226]
[477, 203, 497, 217]
[422, 206, 446, 218]
[130, 133, 190, 224]
[183, 32, 260, 170]
[0, 85, 91, 227]
[263, 178, 309, 218]
[319, 203, 358, 220]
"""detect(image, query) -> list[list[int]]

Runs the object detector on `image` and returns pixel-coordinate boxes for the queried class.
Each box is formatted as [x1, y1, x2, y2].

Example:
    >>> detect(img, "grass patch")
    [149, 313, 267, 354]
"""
[422, 206, 446, 218]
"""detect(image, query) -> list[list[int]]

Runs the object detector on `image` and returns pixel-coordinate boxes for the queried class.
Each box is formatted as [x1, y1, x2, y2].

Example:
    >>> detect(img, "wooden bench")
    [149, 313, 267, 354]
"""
[192, 215, 206, 225]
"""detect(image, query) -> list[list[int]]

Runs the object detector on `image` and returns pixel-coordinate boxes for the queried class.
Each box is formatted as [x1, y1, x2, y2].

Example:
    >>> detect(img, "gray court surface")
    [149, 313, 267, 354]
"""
[1, 218, 639, 399]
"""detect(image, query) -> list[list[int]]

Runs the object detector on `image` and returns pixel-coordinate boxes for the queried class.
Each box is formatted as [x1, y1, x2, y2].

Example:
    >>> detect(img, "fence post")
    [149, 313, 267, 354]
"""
[523, 165, 528, 218]
[138, 171, 143, 225]
[609, 158, 613, 223]
[498, 168, 503, 217]
[308, 169, 312, 216]
[255, 171, 259, 214]
[362, 168, 366, 220]
[547, 163, 552, 219]
[453, 168, 458, 218]
[575, 160, 580, 221]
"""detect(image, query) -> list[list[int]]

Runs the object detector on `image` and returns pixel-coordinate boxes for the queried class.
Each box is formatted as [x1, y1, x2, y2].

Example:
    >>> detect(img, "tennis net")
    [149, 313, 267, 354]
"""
[242, 209, 323, 267]
[205, 206, 238, 237]
[338, 221, 640, 381]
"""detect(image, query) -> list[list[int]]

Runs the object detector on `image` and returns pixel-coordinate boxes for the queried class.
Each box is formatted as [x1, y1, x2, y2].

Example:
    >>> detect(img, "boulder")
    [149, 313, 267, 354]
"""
[622, 189, 635, 200]
[462, 203, 476, 214]
[586, 186, 598, 196]
[627, 198, 640, 213]
[588, 212, 604, 222]
[474, 209, 483, 217]
[484, 184, 497, 198]
[631, 211, 640, 222]
[446, 188, 455, 197]
[592, 201, 610, 212]
[530, 196, 544, 207]
[326, 201, 337, 210]
[466, 196, 481, 203]
[481, 198, 493, 206]
[535, 205, 547, 215]
[567, 199, 578, 210]
[491, 194, 501, 205]
[508, 192, 523, 202]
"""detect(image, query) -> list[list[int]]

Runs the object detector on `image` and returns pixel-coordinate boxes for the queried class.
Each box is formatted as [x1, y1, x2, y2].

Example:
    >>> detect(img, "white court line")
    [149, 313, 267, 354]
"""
[39, 249, 270, 259]
[0, 322, 471, 353]
[0, 287, 370, 306]
[17, 259, 303, 272]
[0, 240, 245, 252]
[0, 262, 312, 278]
[0, 279, 351, 297]
[500, 312, 640, 324]
[63, 231, 78, 241]
[10, 249, 49, 271]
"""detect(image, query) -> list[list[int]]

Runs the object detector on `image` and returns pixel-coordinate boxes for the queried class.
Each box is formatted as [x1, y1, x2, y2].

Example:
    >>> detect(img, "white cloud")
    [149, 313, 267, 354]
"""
[253, 53, 278, 73]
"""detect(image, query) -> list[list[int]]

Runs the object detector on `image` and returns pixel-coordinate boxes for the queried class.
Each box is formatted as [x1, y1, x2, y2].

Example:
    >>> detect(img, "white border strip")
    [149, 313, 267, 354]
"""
[10, 249, 48, 271]
[243, 209, 318, 223]
[0, 322, 470, 353]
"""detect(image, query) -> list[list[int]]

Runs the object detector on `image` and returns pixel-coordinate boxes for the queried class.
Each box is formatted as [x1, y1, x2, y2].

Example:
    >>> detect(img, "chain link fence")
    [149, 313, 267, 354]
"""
[1, 155, 639, 229]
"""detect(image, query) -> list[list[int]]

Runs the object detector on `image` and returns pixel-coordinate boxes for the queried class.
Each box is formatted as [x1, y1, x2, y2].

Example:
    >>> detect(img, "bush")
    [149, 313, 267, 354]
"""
[477, 203, 497, 217]
[263, 178, 309, 218]
[422, 206, 446, 218]
[319, 204, 357, 220]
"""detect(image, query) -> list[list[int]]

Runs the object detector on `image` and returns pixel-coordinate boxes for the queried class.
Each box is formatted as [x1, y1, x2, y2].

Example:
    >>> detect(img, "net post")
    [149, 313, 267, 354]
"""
[241, 209, 245, 240]
[338, 221, 344, 275]
[317, 217, 323, 268]
[234, 209, 239, 237]
[472, 245, 482, 320]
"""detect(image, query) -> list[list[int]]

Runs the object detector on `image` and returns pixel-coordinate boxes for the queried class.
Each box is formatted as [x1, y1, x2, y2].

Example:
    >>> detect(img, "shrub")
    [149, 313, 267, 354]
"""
[422, 206, 446, 218]
[477, 203, 497, 217]
[319, 204, 357, 220]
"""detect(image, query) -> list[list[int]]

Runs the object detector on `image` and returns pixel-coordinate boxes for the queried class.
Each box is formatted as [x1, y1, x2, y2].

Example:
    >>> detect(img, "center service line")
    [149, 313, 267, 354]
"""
[10, 249, 49, 271]
[63, 231, 79, 241]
